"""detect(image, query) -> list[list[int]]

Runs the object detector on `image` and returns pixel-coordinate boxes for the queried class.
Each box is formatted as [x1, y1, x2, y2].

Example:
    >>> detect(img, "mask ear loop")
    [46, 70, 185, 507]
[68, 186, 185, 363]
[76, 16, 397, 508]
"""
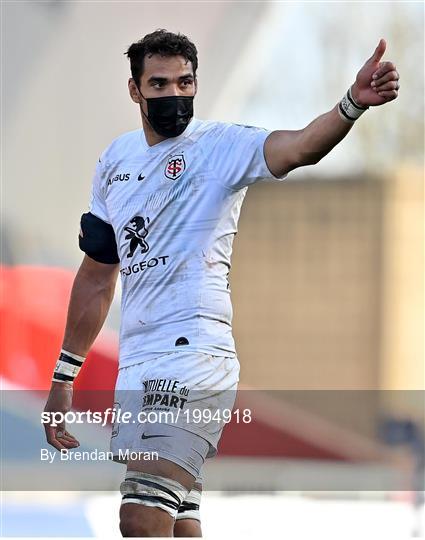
[134, 81, 152, 127]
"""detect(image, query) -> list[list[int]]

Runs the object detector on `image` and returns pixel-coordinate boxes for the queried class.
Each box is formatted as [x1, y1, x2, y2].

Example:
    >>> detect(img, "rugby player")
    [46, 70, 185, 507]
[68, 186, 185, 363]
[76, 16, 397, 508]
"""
[43, 30, 399, 537]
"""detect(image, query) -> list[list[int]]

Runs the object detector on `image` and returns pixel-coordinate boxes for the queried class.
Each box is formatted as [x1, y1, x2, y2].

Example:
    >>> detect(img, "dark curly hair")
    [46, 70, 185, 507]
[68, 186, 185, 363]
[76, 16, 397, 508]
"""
[125, 29, 198, 88]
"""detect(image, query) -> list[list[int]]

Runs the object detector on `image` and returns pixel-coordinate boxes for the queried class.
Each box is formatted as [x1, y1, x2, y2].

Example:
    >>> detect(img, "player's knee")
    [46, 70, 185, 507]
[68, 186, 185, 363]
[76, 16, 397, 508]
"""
[119, 513, 142, 537]
[119, 518, 162, 537]
[174, 518, 202, 537]
[119, 505, 170, 537]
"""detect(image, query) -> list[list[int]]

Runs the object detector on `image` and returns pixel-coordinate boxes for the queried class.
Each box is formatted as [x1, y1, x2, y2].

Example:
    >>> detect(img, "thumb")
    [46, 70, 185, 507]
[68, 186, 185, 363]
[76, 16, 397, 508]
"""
[370, 38, 386, 62]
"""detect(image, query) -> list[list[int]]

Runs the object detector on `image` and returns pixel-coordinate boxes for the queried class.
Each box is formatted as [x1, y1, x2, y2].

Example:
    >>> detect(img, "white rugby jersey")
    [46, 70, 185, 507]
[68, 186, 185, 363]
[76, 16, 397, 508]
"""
[88, 118, 287, 368]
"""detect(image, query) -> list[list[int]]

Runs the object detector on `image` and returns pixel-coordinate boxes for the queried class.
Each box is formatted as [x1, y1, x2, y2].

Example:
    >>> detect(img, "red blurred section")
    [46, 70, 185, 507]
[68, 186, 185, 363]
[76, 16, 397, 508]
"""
[218, 408, 344, 460]
[0, 265, 118, 392]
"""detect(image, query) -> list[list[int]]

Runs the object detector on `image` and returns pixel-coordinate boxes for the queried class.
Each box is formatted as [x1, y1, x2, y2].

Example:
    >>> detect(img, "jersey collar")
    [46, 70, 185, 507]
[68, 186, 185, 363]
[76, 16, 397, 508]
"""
[140, 118, 201, 153]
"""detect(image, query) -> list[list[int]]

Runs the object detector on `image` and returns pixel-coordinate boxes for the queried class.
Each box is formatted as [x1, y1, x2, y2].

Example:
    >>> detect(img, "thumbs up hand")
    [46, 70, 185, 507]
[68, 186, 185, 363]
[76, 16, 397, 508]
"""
[350, 39, 400, 108]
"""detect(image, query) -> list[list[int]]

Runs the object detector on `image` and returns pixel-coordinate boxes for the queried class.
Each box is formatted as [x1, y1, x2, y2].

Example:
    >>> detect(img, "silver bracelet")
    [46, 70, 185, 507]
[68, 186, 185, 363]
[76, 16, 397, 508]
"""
[52, 349, 86, 383]
[338, 87, 369, 123]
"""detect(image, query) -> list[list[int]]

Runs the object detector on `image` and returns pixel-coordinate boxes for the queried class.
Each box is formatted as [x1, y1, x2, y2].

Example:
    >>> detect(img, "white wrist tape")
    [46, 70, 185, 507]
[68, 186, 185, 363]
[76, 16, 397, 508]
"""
[52, 349, 86, 383]
[338, 87, 369, 123]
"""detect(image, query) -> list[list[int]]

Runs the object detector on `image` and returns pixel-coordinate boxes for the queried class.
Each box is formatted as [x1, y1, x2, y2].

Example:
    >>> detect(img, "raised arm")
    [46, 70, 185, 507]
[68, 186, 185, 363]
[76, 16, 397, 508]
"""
[264, 39, 400, 177]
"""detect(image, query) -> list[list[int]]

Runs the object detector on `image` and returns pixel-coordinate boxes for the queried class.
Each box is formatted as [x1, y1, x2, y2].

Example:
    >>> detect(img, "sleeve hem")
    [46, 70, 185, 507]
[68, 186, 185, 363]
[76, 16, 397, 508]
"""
[262, 131, 288, 181]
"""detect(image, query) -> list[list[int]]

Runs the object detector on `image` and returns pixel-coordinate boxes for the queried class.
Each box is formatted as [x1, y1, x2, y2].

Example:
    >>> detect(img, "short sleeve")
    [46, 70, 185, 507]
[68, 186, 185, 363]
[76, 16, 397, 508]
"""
[209, 123, 288, 191]
[88, 157, 110, 224]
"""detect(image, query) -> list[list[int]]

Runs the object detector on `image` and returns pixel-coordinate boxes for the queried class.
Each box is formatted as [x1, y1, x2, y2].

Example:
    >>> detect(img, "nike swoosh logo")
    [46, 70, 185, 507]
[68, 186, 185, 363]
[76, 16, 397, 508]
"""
[138, 174, 145, 181]
[141, 433, 172, 440]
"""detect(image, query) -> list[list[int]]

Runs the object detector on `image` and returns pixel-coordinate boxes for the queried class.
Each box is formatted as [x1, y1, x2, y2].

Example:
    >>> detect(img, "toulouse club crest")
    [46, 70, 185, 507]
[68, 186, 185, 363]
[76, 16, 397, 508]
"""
[164, 154, 186, 180]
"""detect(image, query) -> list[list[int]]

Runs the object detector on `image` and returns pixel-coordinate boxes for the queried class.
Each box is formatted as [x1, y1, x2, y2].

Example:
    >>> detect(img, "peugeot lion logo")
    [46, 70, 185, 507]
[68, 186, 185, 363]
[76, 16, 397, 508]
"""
[124, 216, 150, 258]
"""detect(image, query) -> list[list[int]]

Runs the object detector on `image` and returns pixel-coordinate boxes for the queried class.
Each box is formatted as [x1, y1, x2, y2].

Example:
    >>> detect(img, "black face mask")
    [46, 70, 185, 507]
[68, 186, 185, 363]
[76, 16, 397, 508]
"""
[140, 93, 194, 138]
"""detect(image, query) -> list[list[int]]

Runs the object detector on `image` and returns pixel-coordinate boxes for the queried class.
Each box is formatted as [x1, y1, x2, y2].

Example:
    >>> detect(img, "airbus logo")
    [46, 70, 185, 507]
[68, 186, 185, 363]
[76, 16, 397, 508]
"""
[107, 173, 130, 186]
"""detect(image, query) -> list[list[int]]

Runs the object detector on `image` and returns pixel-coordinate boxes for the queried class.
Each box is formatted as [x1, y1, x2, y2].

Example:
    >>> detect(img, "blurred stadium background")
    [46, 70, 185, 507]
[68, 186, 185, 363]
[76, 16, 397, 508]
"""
[1, 1, 424, 538]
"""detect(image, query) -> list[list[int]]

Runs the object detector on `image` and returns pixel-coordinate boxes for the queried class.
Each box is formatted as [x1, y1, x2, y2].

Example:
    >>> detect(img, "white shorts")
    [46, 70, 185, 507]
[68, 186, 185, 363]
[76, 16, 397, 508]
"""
[110, 351, 240, 478]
